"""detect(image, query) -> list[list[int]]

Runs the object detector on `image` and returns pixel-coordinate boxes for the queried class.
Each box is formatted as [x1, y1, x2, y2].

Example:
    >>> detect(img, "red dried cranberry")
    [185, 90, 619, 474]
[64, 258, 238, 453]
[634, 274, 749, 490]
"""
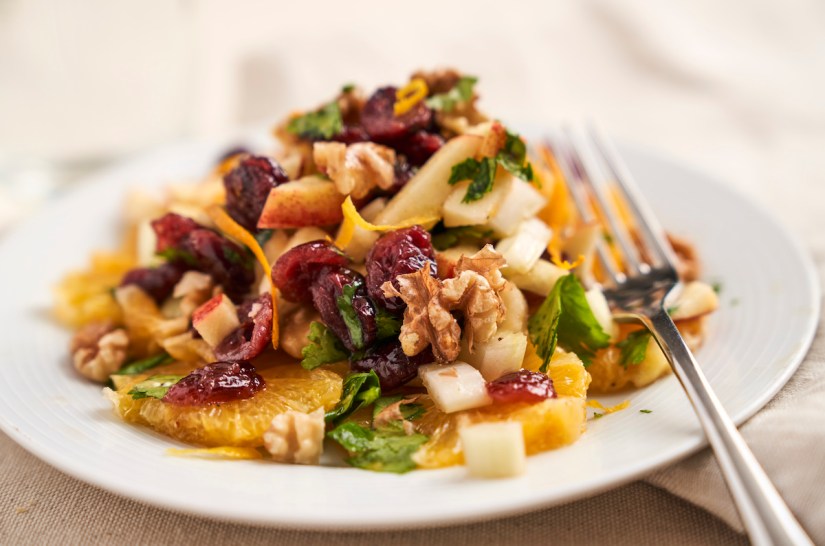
[162, 361, 265, 406]
[179, 230, 255, 301]
[383, 158, 416, 196]
[487, 370, 556, 404]
[332, 124, 370, 145]
[271, 240, 349, 303]
[214, 293, 273, 361]
[351, 341, 434, 391]
[120, 262, 186, 303]
[223, 155, 289, 231]
[310, 268, 376, 352]
[361, 87, 433, 142]
[152, 213, 199, 253]
[395, 130, 444, 166]
[365, 226, 436, 313]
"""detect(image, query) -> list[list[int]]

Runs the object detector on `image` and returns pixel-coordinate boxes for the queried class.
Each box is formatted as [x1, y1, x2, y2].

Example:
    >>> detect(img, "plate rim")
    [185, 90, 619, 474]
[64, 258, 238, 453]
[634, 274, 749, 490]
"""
[0, 134, 819, 530]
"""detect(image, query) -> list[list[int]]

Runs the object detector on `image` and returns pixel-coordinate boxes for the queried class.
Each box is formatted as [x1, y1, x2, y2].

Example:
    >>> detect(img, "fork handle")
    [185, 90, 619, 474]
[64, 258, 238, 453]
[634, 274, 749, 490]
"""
[645, 310, 812, 546]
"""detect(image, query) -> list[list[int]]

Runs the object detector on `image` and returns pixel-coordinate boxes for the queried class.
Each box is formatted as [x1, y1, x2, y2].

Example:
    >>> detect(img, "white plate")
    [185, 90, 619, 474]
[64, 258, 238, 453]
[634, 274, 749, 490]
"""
[0, 132, 818, 530]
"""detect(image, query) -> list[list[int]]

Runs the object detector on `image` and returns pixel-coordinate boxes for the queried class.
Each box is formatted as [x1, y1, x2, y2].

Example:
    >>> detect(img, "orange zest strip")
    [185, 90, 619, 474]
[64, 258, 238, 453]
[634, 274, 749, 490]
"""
[394, 78, 429, 116]
[549, 249, 584, 271]
[166, 447, 263, 460]
[206, 205, 279, 349]
[586, 399, 630, 417]
[334, 196, 439, 248]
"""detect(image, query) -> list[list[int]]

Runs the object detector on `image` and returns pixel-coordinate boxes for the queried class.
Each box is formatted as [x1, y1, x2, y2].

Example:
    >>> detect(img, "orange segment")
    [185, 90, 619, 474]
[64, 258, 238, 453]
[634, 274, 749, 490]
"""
[413, 348, 590, 469]
[53, 251, 135, 327]
[106, 362, 342, 448]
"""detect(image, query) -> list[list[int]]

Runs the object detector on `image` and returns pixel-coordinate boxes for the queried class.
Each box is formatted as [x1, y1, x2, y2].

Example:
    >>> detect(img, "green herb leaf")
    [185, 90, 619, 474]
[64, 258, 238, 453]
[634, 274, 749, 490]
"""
[341, 83, 355, 93]
[116, 353, 174, 376]
[325, 371, 382, 424]
[497, 130, 534, 182]
[425, 75, 477, 112]
[328, 422, 428, 473]
[528, 275, 611, 370]
[156, 248, 198, 267]
[376, 309, 402, 340]
[617, 330, 651, 368]
[336, 283, 365, 350]
[712, 281, 723, 294]
[127, 375, 183, 400]
[431, 225, 494, 251]
[372, 396, 425, 422]
[286, 102, 343, 140]
[639, 409, 653, 414]
[253, 229, 274, 248]
[300, 322, 349, 370]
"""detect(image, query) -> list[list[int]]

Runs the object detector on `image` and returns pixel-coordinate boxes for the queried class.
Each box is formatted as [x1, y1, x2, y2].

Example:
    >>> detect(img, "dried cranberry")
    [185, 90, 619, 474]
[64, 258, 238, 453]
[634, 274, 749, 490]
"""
[271, 240, 350, 303]
[365, 226, 437, 313]
[178, 230, 255, 301]
[487, 370, 556, 404]
[384, 158, 416, 196]
[162, 361, 265, 406]
[310, 268, 376, 352]
[361, 87, 433, 142]
[395, 130, 444, 166]
[351, 341, 434, 391]
[152, 213, 199, 253]
[120, 262, 186, 303]
[332, 124, 370, 145]
[214, 293, 273, 361]
[223, 155, 289, 231]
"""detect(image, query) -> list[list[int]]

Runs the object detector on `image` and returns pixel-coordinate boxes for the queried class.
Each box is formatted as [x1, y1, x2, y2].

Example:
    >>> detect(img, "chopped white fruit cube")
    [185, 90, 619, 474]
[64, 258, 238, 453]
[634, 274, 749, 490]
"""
[498, 284, 528, 333]
[442, 174, 512, 227]
[667, 281, 720, 320]
[506, 260, 568, 296]
[459, 331, 528, 381]
[192, 294, 241, 347]
[585, 287, 618, 341]
[486, 177, 547, 237]
[495, 218, 553, 274]
[339, 198, 387, 261]
[460, 422, 526, 478]
[135, 219, 158, 267]
[284, 226, 330, 252]
[262, 229, 290, 263]
[419, 362, 492, 413]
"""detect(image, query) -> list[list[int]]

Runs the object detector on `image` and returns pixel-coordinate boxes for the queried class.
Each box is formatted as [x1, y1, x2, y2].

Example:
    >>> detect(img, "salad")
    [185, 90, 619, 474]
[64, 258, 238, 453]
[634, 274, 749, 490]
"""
[55, 69, 719, 476]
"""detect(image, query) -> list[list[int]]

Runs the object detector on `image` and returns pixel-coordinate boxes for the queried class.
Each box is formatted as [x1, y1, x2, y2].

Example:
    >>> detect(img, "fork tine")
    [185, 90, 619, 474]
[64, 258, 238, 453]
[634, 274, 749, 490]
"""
[544, 134, 624, 286]
[563, 126, 648, 277]
[587, 124, 679, 271]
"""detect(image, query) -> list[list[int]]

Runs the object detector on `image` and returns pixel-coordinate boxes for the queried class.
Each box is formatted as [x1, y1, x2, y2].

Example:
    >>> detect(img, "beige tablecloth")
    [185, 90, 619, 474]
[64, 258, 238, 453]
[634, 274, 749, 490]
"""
[1, 0, 824, 543]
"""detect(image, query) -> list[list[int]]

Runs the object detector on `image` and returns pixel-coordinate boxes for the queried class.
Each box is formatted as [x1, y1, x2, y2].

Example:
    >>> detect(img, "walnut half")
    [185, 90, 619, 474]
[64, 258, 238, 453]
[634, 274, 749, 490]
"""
[263, 408, 326, 465]
[382, 245, 508, 363]
[313, 141, 396, 199]
[70, 321, 129, 383]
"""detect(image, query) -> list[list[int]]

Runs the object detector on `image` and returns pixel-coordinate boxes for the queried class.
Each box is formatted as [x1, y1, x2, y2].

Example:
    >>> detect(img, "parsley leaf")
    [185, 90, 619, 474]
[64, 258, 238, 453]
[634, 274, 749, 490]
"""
[617, 330, 651, 368]
[341, 83, 356, 93]
[336, 283, 365, 350]
[116, 353, 174, 376]
[446, 129, 533, 203]
[157, 248, 198, 267]
[253, 229, 274, 248]
[425, 75, 478, 112]
[527, 275, 611, 370]
[301, 322, 349, 370]
[376, 308, 402, 340]
[640, 409, 653, 414]
[325, 371, 382, 424]
[431, 225, 494, 251]
[286, 102, 343, 140]
[127, 375, 183, 400]
[328, 422, 428, 473]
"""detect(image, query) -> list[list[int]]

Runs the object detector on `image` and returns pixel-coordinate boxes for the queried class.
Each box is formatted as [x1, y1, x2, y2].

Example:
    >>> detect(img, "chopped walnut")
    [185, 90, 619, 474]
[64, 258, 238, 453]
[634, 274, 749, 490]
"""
[382, 245, 508, 362]
[336, 86, 365, 124]
[373, 395, 422, 434]
[477, 122, 507, 158]
[70, 322, 129, 383]
[263, 408, 325, 465]
[313, 141, 396, 199]
[173, 271, 215, 318]
[668, 233, 701, 282]
[280, 303, 321, 360]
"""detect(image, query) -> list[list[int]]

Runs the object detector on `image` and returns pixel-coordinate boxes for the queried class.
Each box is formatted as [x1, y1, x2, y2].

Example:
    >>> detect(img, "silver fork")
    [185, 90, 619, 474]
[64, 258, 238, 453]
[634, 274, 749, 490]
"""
[548, 125, 812, 546]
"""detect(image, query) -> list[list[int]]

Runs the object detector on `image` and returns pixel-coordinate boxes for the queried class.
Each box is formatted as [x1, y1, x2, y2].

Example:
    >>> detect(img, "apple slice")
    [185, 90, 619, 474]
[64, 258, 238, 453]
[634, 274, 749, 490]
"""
[459, 331, 528, 381]
[505, 259, 568, 296]
[192, 294, 241, 347]
[442, 173, 512, 227]
[495, 218, 553, 274]
[257, 176, 345, 229]
[419, 362, 492, 414]
[460, 422, 526, 478]
[486, 177, 547, 237]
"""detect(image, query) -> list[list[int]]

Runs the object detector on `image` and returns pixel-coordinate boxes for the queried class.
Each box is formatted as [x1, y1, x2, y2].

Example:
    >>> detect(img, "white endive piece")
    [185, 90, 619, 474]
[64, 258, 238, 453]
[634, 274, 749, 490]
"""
[585, 287, 618, 341]
[495, 218, 553, 274]
[486, 177, 547, 237]
[505, 259, 569, 296]
[459, 331, 528, 381]
[460, 422, 526, 478]
[419, 362, 492, 414]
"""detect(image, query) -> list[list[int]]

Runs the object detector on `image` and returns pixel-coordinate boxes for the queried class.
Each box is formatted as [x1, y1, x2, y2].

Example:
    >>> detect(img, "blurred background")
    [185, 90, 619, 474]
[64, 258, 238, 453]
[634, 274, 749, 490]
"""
[1, 0, 823, 236]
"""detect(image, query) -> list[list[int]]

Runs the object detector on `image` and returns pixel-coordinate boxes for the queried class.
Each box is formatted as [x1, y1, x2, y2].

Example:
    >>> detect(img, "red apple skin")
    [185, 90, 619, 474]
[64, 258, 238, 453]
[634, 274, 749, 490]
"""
[192, 294, 223, 324]
[257, 177, 345, 229]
